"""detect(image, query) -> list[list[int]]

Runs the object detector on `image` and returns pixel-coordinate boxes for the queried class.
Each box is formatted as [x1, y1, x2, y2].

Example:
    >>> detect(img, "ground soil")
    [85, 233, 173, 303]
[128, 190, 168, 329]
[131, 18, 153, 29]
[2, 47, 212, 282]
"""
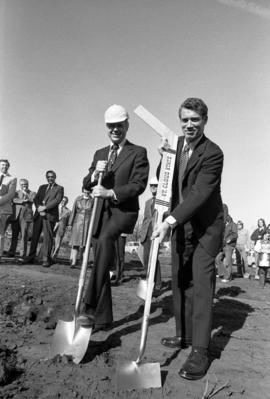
[0, 253, 269, 399]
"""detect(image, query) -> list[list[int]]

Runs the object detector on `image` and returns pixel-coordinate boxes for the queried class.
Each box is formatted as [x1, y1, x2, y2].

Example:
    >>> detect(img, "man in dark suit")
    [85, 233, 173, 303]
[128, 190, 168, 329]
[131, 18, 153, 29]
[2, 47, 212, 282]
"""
[20, 170, 64, 267]
[7, 178, 36, 257]
[140, 176, 162, 291]
[153, 98, 224, 380]
[78, 104, 149, 331]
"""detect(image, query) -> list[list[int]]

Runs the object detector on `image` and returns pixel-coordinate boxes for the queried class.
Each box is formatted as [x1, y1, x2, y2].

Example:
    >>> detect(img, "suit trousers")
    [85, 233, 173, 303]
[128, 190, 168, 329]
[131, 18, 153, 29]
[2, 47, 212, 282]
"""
[114, 235, 126, 281]
[171, 224, 216, 348]
[28, 215, 55, 261]
[84, 205, 137, 324]
[9, 216, 31, 256]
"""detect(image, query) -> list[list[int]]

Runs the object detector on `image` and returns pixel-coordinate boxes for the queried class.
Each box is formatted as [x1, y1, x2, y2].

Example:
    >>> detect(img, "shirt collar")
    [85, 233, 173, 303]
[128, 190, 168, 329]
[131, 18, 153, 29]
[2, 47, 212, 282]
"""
[184, 134, 203, 151]
[109, 139, 126, 150]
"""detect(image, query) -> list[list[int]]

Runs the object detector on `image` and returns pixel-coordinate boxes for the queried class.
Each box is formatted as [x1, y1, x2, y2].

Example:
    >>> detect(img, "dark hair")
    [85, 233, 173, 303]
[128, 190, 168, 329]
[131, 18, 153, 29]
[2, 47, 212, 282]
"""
[0, 159, 10, 167]
[46, 170, 56, 178]
[179, 98, 208, 121]
[257, 218, 266, 228]
[62, 196, 68, 202]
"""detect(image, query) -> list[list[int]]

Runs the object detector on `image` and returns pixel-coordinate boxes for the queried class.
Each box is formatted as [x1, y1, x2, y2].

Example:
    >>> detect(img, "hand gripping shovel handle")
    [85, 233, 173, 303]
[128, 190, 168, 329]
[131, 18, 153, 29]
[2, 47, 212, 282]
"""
[74, 172, 103, 316]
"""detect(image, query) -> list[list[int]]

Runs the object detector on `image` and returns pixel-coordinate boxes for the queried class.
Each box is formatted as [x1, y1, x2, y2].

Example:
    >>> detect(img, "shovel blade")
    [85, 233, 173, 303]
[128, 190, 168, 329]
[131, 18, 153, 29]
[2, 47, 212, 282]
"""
[116, 361, 161, 390]
[136, 279, 147, 300]
[50, 319, 92, 364]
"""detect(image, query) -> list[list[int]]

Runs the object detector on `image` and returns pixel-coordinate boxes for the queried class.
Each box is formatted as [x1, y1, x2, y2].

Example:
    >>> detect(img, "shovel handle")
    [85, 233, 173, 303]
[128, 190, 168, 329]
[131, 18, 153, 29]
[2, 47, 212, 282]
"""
[74, 172, 103, 316]
[136, 211, 163, 363]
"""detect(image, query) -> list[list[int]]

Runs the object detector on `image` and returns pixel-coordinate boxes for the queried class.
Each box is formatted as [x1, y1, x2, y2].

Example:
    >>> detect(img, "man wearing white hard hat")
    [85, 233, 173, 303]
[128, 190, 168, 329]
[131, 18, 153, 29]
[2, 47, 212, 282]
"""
[79, 104, 149, 331]
[140, 176, 162, 291]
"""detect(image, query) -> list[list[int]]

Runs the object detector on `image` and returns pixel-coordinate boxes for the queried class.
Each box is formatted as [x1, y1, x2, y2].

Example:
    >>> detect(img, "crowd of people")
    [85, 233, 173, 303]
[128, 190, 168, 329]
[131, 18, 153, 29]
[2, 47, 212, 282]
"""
[0, 98, 269, 381]
[215, 213, 270, 288]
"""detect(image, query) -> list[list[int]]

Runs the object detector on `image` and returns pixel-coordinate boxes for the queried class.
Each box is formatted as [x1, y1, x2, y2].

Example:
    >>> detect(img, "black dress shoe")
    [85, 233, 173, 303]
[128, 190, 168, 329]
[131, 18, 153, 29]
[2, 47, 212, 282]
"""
[161, 336, 191, 349]
[6, 251, 15, 257]
[77, 314, 96, 328]
[179, 348, 209, 380]
[42, 261, 51, 268]
[18, 257, 35, 265]
[92, 323, 112, 333]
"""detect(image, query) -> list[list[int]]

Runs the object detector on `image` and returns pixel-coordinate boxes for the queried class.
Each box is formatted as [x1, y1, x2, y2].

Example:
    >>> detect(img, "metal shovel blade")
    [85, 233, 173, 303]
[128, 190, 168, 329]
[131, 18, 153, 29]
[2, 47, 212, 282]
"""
[116, 360, 161, 390]
[136, 278, 147, 300]
[50, 319, 92, 364]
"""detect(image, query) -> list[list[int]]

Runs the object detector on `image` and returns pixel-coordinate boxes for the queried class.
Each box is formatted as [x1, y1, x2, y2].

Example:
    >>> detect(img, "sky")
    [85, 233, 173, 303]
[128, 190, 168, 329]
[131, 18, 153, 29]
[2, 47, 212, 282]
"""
[1, 0, 270, 233]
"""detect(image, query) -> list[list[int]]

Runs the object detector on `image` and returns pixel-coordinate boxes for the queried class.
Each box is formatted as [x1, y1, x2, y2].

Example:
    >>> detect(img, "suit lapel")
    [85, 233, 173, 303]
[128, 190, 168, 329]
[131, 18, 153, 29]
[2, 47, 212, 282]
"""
[184, 135, 207, 177]
[44, 184, 57, 203]
[111, 140, 133, 171]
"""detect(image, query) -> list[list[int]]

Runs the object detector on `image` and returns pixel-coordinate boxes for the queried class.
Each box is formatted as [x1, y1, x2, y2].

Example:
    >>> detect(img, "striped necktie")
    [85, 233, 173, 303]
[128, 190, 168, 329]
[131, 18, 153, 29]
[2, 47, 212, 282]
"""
[0, 174, 4, 186]
[107, 144, 119, 171]
[178, 144, 190, 203]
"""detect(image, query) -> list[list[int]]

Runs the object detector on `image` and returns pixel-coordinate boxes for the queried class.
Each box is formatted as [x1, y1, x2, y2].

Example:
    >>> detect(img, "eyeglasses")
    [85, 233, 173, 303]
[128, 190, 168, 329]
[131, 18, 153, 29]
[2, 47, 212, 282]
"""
[47, 175, 55, 179]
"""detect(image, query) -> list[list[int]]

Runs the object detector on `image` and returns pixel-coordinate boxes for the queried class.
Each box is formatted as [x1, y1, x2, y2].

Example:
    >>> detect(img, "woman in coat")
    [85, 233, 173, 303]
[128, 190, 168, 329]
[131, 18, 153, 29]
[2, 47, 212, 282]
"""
[68, 188, 93, 267]
[250, 218, 267, 280]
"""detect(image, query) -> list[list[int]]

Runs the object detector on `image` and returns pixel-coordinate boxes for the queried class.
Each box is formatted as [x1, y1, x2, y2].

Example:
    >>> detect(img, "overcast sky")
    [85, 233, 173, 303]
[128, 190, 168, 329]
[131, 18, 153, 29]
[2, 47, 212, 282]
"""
[1, 0, 270, 232]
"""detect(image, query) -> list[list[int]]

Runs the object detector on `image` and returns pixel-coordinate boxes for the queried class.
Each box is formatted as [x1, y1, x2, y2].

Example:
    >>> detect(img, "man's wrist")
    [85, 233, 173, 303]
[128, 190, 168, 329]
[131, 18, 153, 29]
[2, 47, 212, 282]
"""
[165, 215, 177, 229]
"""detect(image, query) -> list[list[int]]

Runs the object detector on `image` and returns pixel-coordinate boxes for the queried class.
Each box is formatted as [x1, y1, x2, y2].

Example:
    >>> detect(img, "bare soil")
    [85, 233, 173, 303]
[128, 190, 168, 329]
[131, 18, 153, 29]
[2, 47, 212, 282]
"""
[0, 253, 269, 399]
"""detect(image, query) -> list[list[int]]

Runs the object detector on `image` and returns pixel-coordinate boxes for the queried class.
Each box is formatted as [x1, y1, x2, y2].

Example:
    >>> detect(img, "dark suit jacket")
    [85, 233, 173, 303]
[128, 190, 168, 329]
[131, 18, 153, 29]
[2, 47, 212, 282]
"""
[34, 183, 64, 223]
[170, 134, 224, 257]
[13, 189, 36, 222]
[83, 139, 149, 235]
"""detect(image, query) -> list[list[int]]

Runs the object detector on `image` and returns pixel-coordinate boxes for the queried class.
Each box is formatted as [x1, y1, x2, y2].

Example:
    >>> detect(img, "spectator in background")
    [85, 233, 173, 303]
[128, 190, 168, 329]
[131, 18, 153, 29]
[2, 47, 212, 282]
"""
[251, 218, 267, 280]
[7, 178, 36, 258]
[217, 214, 238, 282]
[0, 160, 17, 262]
[257, 232, 270, 288]
[52, 196, 71, 260]
[19, 170, 64, 267]
[68, 188, 93, 268]
[236, 220, 250, 279]
[140, 176, 162, 291]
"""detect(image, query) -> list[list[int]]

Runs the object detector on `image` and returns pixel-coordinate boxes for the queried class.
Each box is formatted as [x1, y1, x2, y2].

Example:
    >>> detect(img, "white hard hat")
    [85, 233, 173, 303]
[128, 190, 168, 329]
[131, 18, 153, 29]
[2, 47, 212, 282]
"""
[149, 176, 158, 185]
[104, 104, 129, 123]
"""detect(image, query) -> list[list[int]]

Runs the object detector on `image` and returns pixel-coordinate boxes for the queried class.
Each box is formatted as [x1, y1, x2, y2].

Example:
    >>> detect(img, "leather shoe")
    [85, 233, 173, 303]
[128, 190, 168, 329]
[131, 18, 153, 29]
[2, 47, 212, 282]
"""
[179, 348, 209, 380]
[161, 336, 191, 349]
[92, 323, 112, 333]
[42, 261, 51, 268]
[18, 257, 35, 265]
[77, 314, 96, 328]
[6, 251, 15, 257]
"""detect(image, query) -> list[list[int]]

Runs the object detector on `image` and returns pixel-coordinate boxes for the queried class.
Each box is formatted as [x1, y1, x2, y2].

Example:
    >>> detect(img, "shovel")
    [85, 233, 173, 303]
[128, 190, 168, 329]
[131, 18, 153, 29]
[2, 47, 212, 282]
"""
[136, 213, 158, 301]
[136, 243, 148, 300]
[116, 216, 162, 390]
[50, 172, 103, 364]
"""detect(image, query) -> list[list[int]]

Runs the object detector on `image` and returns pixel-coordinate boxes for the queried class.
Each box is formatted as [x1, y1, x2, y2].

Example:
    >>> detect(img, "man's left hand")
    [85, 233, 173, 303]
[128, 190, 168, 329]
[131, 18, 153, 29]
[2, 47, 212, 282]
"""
[92, 185, 113, 199]
[38, 205, 46, 212]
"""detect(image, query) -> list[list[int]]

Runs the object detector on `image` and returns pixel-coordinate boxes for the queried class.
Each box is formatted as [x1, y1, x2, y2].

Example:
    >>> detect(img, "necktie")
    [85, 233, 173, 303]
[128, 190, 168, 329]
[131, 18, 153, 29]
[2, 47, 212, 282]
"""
[107, 144, 119, 171]
[0, 174, 4, 186]
[151, 197, 155, 214]
[178, 144, 190, 203]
